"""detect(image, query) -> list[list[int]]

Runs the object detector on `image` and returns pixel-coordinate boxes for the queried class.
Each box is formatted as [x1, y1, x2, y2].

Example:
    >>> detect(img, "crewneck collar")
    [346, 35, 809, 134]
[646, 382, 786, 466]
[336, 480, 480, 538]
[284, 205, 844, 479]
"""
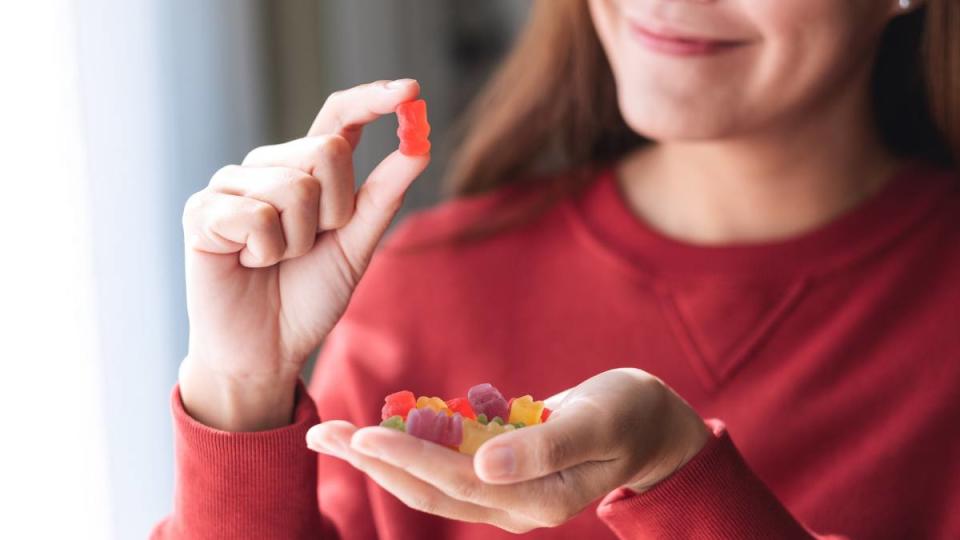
[566, 159, 956, 279]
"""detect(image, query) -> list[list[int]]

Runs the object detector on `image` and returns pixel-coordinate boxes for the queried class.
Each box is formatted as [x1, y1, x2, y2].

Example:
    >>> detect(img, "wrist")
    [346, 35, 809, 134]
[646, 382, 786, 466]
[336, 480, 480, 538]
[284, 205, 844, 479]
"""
[178, 357, 300, 432]
[624, 388, 710, 493]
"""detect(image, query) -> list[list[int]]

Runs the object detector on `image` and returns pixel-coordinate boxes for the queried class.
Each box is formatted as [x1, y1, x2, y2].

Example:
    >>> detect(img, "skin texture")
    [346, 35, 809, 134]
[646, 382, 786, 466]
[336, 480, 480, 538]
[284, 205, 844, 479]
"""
[308, 369, 708, 533]
[179, 78, 430, 431]
[590, 0, 923, 245]
[181, 0, 925, 533]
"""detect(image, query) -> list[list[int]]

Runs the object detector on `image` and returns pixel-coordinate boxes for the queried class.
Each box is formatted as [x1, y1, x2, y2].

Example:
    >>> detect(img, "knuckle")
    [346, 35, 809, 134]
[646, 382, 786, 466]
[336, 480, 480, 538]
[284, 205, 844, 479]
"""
[253, 237, 285, 264]
[323, 90, 344, 109]
[309, 134, 351, 165]
[285, 225, 316, 257]
[448, 480, 481, 502]
[534, 505, 575, 528]
[633, 374, 670, 419]
[287, 172, 320, 201]
[182, 191, 207, 227]
[241, 145, 269, 166]
[209, 164, 241, 187]
[248, 202, 278, 230]
[321, 133, 352, 161]
[183, 231, 203, 251]
[539, 434, 572, 471]
[286, 242, 312, 260]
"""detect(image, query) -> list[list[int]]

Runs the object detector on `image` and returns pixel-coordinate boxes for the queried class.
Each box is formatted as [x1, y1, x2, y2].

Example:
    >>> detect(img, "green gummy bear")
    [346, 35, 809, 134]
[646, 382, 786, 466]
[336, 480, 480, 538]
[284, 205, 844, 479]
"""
[511, 422, 525, 429]
[380, 415, 405, 431]
[490, 416, 504, 425]
[476, 413, 488, 425]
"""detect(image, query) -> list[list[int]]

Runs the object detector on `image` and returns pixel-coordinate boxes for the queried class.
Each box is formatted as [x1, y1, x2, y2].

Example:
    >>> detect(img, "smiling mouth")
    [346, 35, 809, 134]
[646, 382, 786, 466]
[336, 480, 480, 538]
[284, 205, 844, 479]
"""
[626, 21, 748, 56]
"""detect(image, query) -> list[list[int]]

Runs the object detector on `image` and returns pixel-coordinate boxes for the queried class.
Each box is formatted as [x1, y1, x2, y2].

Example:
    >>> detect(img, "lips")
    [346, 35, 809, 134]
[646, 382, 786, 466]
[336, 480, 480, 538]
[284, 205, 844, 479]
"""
[626, 20, 747, 56]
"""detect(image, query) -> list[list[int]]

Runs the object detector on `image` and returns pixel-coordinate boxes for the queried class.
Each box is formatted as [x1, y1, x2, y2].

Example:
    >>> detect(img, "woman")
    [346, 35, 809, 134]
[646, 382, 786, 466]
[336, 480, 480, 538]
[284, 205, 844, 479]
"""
[155, 0, 959, 538]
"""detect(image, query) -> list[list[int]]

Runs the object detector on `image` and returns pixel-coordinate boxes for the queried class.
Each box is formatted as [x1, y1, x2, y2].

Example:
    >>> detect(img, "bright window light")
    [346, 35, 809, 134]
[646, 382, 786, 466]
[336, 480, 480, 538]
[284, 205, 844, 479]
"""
[0, 1, 112, 538]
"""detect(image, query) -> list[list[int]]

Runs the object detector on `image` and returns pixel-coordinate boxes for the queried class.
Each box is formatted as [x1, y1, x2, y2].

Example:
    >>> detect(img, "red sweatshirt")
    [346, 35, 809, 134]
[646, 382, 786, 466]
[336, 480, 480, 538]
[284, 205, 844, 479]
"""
[153, 160, 960, 539]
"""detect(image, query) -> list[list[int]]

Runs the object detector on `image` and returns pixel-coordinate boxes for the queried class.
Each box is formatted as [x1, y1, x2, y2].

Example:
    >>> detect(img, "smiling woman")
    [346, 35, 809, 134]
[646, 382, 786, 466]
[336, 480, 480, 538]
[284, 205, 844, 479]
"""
[154, 1, 959, 539]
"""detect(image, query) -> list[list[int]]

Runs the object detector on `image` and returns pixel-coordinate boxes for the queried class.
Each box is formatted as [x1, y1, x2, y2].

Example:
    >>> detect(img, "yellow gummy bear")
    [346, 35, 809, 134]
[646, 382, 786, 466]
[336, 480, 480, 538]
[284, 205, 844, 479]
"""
[416, 396, 450, 415]
[459, 418, 515, 456]
[508, 395, 544, 426]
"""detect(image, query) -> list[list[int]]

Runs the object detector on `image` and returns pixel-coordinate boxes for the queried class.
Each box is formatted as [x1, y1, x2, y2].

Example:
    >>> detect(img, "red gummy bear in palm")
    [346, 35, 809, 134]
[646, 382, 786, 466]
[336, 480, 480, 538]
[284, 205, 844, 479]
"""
[541, 407, 552, 422]
[467, 383, 510, 422]
[381, 390, 416, 421]
[445, 397, 477, 420]
[395, 99, 431, 156]
[406, 408, 463, 447]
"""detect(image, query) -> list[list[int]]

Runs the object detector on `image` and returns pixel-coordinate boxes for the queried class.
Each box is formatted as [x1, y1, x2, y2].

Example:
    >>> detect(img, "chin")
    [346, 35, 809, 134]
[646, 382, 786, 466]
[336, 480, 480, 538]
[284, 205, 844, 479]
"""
[618, 99, 738, 142]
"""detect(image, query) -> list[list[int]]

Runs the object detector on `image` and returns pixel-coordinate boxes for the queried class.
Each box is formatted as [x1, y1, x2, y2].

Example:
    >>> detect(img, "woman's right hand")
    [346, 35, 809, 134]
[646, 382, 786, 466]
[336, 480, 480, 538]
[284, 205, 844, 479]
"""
[178, 79, 429, 431]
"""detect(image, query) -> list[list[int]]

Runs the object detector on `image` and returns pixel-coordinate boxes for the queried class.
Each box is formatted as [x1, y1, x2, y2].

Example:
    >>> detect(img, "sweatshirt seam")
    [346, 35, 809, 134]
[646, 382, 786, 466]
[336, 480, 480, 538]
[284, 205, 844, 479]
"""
[561, 172, 958, 284]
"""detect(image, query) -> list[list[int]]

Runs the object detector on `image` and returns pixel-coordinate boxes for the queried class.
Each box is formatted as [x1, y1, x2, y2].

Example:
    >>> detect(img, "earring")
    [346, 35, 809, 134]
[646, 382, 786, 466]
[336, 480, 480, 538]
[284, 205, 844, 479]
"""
[899, 0, 910, 9]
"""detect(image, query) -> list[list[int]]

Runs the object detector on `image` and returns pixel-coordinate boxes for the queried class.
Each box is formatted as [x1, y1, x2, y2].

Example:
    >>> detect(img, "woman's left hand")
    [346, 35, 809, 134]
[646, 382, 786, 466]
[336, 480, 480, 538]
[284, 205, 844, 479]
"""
[306, 368, 710, 534]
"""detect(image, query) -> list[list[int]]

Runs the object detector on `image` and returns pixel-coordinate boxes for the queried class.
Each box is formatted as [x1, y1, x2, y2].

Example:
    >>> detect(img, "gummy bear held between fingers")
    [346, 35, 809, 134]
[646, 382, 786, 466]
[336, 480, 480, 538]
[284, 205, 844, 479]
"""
[395, 98, 431, 156]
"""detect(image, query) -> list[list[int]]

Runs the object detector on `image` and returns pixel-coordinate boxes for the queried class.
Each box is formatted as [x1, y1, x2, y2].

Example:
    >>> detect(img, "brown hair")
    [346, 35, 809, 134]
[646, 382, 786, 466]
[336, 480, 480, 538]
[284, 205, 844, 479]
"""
[443, 0, 959, 219]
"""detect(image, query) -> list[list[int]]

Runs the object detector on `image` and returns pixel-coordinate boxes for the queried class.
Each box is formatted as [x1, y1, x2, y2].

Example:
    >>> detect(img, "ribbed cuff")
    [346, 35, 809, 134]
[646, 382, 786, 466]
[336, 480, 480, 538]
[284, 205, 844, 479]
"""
[172, 378, 320, 452]
[159, 380, 324, 540]
[597, 419, 816, 540]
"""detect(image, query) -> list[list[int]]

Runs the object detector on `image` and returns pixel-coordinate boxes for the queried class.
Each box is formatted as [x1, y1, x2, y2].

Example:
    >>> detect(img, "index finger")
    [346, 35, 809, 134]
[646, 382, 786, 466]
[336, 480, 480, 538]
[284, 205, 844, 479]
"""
[349, 426, 605, 526]
[307, 79, 420, 147]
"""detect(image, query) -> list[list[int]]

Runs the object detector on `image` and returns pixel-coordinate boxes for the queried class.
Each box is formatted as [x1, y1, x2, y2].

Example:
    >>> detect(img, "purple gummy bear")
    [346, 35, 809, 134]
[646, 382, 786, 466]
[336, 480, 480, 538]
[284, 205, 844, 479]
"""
[467, 383, 509, 422]
[405, 408, 463, 447]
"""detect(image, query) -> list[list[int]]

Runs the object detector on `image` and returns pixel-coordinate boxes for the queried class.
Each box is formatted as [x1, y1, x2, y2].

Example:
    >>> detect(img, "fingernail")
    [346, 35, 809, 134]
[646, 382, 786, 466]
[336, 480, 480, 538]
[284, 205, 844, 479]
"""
[306, 426, 326, 451]
[307, 426, 348, 456]
[386, 78, 415, 90]
[480, 446, 515, 479]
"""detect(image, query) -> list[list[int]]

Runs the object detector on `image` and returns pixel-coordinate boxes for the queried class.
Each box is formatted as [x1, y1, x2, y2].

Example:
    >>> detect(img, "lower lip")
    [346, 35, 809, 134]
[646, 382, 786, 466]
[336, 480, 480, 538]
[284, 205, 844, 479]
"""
[628, 23, 743, 56]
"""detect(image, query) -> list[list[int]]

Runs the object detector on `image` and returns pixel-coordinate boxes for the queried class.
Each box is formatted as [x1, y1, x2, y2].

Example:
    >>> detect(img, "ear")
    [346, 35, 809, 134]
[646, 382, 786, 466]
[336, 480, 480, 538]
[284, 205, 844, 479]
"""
[889, 0, 926, 18]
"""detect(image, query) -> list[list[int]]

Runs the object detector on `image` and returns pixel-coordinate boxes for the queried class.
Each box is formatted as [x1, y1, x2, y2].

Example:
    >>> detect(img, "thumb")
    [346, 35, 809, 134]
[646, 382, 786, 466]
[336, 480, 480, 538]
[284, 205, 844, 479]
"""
[335, 149, 429, 269]
[473, 402, 605, 485]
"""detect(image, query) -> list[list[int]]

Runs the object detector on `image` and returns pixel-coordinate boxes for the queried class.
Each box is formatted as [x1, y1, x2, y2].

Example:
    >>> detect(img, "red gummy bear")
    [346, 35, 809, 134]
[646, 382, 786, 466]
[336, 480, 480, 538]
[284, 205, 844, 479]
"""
[445, 397, 477, 420]
[395, 99, 431, 156]
[540, 407, 552, 422]
[381, 390, 417, 421]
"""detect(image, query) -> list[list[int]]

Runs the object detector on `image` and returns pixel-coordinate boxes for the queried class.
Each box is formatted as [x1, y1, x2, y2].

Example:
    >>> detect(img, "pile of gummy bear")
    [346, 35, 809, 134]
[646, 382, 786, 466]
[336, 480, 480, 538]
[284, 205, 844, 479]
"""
[379, 383, 551, 455]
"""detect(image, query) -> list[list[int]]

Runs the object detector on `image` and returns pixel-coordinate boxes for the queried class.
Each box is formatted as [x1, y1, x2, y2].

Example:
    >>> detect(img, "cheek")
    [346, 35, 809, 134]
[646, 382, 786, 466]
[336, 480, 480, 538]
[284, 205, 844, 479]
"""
[612, 47, 762, 139]
[593, 3, 767, 139]
[592, 0, 888, 141]
[745, 3, 888, 122]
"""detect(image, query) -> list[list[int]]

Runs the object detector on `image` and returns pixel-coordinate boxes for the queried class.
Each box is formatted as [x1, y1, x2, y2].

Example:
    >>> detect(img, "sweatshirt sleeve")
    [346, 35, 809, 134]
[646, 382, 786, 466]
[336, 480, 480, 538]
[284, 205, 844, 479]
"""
[150, 380, 340, 540]
[596, 419, 848, 540]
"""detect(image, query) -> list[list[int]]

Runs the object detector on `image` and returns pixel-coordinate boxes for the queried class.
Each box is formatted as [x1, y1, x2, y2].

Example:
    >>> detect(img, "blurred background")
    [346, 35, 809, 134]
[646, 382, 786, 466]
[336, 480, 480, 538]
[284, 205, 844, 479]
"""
[0, 1, 530, 538]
